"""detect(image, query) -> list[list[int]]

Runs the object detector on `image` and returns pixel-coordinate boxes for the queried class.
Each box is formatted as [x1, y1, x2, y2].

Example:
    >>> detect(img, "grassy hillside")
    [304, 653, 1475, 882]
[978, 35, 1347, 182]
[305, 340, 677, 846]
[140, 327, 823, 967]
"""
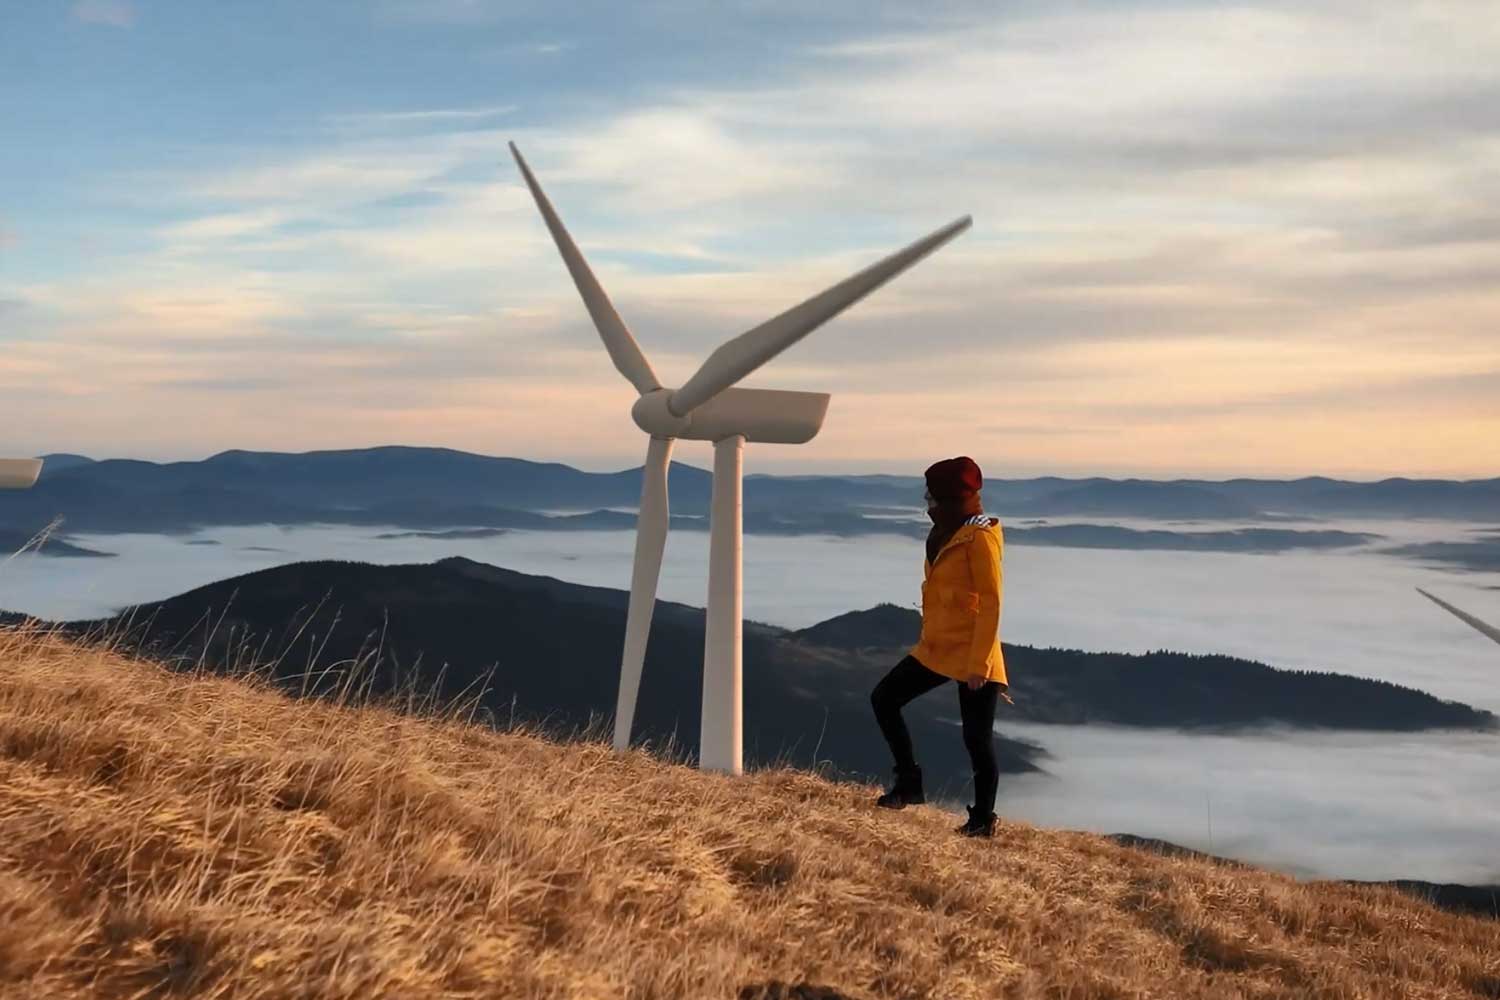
[1, 626, 1496, 1000]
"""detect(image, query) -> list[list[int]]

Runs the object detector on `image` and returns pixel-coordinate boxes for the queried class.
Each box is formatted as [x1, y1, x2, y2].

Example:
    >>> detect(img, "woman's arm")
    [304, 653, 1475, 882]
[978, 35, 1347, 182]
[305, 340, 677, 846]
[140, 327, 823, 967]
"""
[964, 530, 1003, 682]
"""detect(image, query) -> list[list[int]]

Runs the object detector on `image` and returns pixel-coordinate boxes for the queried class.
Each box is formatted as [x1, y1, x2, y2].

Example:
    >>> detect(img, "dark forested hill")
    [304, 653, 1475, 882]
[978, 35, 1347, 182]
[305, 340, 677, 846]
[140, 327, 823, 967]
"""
[793, 606, 1495, 731]
[55, 559, 1042, 803]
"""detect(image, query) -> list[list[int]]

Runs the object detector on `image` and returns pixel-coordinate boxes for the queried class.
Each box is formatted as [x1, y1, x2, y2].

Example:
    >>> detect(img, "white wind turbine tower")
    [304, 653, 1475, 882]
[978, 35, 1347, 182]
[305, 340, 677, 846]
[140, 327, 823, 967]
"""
[1417, 588, 1500, 647]
[510, 143, 970, 773]
[0, 458, 43, 490]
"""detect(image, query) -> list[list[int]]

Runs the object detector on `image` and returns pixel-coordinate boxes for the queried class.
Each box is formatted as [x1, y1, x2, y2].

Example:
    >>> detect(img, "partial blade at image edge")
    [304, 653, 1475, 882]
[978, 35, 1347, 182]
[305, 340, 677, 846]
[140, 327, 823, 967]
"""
[1417, 588, 1500, 646]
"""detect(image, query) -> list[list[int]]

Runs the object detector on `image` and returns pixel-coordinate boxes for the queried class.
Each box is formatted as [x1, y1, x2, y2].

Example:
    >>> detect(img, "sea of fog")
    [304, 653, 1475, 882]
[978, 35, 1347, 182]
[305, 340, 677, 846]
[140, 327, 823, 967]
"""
[3, 519, 1498, 884]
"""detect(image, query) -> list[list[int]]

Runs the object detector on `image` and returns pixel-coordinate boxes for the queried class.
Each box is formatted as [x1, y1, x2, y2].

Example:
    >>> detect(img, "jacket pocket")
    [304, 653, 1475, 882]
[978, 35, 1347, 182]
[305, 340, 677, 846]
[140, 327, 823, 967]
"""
[920, 586, 979, 648]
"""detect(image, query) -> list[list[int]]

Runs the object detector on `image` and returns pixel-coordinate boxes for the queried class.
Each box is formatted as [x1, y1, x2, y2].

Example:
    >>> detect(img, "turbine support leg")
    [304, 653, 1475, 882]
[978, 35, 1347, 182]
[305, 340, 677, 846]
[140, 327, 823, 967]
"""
[614, 436, 674, 752]
[701, 434, 745, 774]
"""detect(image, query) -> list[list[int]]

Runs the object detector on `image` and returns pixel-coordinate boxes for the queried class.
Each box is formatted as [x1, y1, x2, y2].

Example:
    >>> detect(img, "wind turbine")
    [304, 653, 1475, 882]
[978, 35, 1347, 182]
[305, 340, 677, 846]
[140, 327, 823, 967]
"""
[510, 142, 970, 773]
[1417, 587, 1500, 646]
[0, 458, 42, 489]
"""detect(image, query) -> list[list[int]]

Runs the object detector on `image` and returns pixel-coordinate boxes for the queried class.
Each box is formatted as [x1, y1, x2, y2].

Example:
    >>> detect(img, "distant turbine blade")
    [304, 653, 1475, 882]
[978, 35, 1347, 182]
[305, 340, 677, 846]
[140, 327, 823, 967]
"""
[509, 142, 661, 395]
[0, 459, 43, 490]
[669, 215, 972, 416]
[1417, 588, 1500, 646]
[615, 436, 674, 750]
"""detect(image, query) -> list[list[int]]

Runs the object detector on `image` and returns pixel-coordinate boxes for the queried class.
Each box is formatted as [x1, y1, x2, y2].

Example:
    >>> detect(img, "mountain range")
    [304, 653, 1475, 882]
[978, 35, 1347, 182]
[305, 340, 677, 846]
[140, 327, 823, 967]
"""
[2, 448, 1496, 544]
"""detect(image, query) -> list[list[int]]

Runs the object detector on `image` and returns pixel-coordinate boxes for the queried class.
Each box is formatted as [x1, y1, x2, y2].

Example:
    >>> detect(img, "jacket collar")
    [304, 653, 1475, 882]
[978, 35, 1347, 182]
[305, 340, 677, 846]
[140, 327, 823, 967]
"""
[926, 515, 996, 567]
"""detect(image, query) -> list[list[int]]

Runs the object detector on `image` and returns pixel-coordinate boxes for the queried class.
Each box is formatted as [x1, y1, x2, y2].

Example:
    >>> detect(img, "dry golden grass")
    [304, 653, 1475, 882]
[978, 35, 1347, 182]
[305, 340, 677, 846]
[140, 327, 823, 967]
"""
[1, 624, 1497, 1000]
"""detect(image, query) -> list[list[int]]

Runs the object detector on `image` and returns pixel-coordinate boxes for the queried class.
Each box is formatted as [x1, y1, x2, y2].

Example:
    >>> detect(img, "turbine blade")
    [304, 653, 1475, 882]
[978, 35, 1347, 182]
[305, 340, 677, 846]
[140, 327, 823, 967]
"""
[509, 142, 660, 395]
[615, 436, 674, 750]
[1417, 588, 1500, 646]
[0, 458, 43, 490]
[669, 215, 972, 416]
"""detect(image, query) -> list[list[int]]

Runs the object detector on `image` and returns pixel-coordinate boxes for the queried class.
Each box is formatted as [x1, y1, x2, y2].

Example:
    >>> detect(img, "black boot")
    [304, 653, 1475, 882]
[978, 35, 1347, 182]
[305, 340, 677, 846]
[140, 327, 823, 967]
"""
[876, 766, 924, 809]
[956, 805, 996, 838]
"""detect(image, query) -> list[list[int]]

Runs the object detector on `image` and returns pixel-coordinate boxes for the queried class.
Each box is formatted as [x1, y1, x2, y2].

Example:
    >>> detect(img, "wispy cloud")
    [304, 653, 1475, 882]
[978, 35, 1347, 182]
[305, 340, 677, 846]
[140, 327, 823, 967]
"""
[70, 0, 135, 27]
[181, 147, 462, 205]
[329, 105, 518, 127]
[157, 209, 292, 244]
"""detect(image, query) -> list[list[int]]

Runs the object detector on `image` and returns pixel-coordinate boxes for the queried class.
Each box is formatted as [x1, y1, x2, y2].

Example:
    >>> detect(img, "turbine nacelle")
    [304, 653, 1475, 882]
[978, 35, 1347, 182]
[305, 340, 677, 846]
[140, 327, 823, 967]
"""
[0, 459, 43, 490]
[632, 387, 830, 444]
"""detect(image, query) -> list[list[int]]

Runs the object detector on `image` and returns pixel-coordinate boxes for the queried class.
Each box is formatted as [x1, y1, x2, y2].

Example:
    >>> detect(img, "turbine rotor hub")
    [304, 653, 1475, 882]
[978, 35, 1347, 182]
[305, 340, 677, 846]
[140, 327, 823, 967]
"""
[631, 389, 692, 439]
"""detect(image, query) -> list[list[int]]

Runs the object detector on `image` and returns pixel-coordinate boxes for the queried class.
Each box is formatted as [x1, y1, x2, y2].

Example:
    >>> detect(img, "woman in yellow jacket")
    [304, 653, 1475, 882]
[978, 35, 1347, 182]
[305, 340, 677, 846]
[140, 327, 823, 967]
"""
[871, 456, 1008, 838]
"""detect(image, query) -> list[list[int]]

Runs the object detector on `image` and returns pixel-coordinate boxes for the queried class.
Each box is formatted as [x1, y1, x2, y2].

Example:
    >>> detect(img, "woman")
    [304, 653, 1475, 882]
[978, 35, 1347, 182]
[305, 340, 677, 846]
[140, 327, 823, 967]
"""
[870, 456, 1008, 838]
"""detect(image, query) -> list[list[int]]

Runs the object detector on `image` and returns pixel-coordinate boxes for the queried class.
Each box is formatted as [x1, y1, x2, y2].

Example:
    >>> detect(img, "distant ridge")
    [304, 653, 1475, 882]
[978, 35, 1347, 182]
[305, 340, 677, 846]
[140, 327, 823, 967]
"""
[4, 447, 1497, 542]
[1025, 480, 1259, 519]
[36, 453, 96, 474]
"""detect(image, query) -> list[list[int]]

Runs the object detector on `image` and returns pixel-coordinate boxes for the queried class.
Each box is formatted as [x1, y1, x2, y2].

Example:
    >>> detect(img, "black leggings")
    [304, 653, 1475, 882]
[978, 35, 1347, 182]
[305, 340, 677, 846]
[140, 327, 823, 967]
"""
[871, 655, 1000, 814]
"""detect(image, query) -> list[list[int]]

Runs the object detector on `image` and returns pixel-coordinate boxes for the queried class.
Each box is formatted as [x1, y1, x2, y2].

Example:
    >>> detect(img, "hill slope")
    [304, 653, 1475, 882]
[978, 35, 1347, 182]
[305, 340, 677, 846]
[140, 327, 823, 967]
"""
[60, 557, 1049, 788]
[1, 627, 1496, 999]
[36, 558, 1490, 800]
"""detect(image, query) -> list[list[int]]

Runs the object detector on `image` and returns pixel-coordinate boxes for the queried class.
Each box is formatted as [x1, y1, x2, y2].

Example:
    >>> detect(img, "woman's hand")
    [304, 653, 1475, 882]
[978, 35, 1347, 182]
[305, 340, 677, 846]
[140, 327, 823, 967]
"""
[965, 675, 986, 691]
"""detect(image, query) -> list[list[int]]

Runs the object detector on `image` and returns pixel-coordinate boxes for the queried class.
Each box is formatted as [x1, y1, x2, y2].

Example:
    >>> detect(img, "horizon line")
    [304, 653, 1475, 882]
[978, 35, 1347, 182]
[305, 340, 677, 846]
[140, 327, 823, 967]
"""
[20, 445, 1500, 485]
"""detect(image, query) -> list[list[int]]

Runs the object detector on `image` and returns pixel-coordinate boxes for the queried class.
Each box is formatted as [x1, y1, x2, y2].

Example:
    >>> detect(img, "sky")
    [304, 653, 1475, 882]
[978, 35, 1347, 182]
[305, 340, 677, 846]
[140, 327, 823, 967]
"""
[3, 0, 1498, 479]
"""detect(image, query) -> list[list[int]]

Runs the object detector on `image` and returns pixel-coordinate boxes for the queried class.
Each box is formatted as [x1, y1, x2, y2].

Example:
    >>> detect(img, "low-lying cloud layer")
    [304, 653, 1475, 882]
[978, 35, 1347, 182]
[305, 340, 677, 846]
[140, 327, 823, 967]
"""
[1000, 722, 1500, 884]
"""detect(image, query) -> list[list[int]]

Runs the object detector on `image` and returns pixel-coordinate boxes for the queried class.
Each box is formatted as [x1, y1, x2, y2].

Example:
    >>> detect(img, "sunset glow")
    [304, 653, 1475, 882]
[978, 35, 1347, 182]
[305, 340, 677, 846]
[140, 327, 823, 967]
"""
[4, 1, 1498, 477]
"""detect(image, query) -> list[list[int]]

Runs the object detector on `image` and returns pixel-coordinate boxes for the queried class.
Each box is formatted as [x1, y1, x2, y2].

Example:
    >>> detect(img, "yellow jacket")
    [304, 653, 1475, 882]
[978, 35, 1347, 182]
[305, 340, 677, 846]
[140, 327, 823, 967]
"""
[911, 514, 1007, 686]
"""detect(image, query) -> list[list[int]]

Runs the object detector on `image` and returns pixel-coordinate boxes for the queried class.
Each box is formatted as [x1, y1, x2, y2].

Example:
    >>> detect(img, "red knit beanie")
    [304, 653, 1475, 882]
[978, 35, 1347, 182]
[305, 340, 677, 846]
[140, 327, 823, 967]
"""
[925, 456, 982, 501]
